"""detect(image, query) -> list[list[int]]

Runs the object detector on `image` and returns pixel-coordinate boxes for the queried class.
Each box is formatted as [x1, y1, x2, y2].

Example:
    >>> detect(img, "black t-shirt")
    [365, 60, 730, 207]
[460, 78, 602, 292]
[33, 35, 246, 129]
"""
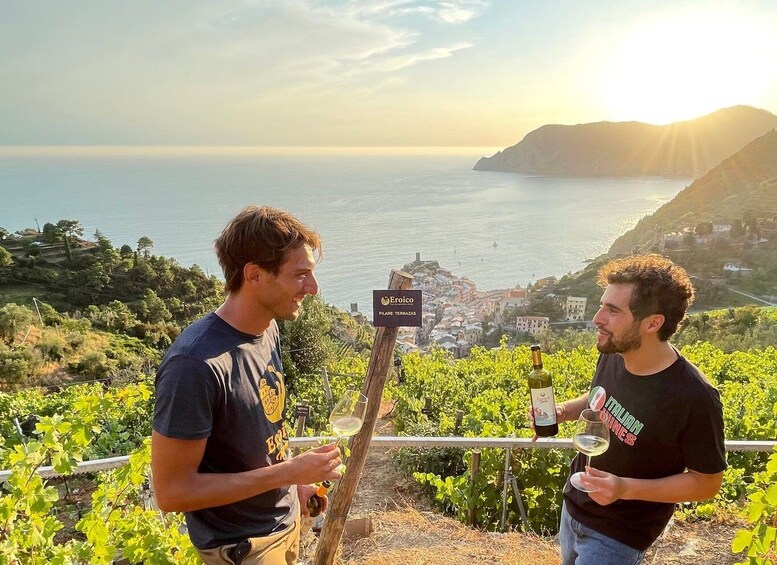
[564, 350, 727, 551]
[153, 314, 296, 550]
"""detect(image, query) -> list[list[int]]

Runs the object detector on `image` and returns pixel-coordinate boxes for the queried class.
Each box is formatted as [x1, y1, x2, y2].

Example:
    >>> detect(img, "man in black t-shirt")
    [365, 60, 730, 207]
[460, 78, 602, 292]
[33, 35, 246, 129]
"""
[152, 206, 342, 564]
[542, 255, 726, 564]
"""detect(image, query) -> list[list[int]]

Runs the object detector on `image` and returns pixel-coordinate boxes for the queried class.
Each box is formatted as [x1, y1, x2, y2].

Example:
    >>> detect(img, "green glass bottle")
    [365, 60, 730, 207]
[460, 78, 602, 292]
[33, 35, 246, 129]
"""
[528, 344, 558, 437]
[307, 481, 332, 517]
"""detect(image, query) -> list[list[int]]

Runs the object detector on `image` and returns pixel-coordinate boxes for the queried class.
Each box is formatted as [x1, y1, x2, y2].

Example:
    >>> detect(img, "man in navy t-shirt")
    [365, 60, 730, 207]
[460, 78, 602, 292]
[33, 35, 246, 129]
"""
[152, 206, 342, 564]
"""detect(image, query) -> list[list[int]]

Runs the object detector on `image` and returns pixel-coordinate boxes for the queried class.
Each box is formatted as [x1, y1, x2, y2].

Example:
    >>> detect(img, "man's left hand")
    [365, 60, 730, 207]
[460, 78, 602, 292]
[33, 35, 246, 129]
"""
[297, 484, 326, 517]
[580, 467, 625, 506]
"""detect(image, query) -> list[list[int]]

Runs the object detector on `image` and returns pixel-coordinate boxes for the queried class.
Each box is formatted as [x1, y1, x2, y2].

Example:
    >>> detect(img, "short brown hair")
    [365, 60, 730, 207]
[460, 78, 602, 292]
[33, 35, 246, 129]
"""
[597, 254, 694, 341]
[215, 206, 321, 293]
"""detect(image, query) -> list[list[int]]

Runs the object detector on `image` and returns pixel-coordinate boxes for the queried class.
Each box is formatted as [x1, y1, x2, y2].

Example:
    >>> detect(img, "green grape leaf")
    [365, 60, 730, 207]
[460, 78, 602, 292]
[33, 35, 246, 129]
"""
[731, 529, 753, 553]
[749, 501, 766, 523]
[765, 484, 777, 506]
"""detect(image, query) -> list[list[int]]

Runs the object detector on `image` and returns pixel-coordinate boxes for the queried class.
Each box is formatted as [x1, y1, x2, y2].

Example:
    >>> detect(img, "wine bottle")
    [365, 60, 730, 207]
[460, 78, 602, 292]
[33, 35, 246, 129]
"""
[307, 481, 332, 517]
[528, 344, 558, 437]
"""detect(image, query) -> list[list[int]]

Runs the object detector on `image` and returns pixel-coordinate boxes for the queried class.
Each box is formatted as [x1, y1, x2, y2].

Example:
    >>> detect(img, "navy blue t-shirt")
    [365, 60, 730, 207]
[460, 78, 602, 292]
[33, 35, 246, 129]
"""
[153, 314, 296, 549]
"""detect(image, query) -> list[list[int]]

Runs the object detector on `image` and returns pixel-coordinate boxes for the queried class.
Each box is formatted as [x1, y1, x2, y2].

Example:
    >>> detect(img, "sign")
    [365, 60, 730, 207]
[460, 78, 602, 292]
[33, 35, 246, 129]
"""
[372, 289, 422, 327]
[295, 404, 311, 419]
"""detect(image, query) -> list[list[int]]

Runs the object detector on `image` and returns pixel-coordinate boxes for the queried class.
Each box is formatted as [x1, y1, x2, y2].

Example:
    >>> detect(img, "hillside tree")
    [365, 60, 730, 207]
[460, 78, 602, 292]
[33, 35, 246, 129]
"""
[0, 303, 36, 345]
[730, 220, 745, 238]
[278, 295, 334, 385]
[41, 222, 59, 243]
[695, 221, 713, 236]
[0, 246, 12, 267]
[56, 219, 83, 262]
[135, 289, 172, 324]
[94, 229, 113, 252]
[137, 236, 154, 259]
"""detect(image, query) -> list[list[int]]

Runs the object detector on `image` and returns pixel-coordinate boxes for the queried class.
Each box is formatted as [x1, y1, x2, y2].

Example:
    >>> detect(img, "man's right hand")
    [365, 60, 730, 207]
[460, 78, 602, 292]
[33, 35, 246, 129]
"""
[152, 432, 342, 513]
[287, 442, 342, 483]
[528, 404, 565, 442]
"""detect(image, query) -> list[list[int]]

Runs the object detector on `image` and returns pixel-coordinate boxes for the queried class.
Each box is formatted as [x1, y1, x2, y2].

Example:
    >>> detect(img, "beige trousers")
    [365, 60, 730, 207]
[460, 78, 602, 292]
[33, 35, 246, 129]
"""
[196, 513, 301, 565]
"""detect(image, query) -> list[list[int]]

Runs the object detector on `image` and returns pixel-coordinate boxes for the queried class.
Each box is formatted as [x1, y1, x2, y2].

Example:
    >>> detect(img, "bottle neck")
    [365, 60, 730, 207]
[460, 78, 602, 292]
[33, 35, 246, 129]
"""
[531, 349, 543, 370]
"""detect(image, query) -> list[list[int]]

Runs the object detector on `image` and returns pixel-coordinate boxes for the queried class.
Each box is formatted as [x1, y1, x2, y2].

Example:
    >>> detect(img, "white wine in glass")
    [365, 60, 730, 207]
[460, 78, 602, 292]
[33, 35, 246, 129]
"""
[330, 415, 363, 438]
[329, 389, 368, 443]
[570, 408, 610, 492]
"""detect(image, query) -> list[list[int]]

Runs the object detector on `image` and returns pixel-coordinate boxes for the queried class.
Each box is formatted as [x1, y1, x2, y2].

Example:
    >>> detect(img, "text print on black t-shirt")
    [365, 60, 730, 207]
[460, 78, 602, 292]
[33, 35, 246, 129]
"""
[260, 363, 289, 461]
[589, 386, 644, 447]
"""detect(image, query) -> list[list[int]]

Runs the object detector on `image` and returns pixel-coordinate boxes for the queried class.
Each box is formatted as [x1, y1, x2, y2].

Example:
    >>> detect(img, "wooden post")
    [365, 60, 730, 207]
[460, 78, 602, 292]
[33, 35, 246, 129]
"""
[455, 409, 464, 434]
[313, 269, 413, 565]
[468, 449, 481, 526]
[292, 403, 309, 457]
[321, 367, 334, 411]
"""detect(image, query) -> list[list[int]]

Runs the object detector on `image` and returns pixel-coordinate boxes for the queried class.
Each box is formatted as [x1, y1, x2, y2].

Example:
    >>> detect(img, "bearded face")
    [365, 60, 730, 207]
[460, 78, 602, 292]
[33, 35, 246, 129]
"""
[593, 284, 645, 355]
[596, 318, 642, 354]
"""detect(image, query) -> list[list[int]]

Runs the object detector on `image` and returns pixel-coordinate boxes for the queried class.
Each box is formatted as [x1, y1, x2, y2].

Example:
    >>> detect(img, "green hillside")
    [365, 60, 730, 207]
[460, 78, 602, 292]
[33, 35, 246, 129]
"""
[609, 130, 777, 255]
[674, 305, 777, 352]
[474, 105, 777, 177]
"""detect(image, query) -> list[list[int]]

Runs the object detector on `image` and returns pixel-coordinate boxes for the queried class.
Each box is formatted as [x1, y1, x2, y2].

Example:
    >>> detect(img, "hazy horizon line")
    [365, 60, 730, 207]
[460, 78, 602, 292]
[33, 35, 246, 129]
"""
[0, 145, 503, 157]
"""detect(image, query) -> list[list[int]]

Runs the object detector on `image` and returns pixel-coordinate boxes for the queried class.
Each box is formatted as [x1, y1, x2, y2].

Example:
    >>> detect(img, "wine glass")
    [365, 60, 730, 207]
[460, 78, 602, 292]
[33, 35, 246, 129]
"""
[329, 389, 368, 446]
[570, 408, 610, 492]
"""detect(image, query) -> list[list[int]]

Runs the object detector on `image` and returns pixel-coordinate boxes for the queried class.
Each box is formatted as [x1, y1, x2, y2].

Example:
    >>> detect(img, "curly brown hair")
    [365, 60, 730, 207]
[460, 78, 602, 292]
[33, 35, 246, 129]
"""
[597, 254, 695, 341]
[214, 206, 321, 293]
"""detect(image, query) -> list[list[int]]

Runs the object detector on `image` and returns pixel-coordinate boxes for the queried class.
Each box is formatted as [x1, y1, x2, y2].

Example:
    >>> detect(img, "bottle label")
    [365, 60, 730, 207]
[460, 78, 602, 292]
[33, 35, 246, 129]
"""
[530, 386, 557, 426]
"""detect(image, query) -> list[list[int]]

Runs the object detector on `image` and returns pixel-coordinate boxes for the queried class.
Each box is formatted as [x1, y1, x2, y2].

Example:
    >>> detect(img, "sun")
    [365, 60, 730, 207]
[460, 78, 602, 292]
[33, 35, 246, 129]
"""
[601, 9, 776, 124]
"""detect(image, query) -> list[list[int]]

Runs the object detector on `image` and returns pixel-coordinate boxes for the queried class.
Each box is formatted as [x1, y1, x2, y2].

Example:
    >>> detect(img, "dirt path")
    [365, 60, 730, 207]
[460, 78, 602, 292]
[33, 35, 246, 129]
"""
[644, 515, 745, 564]
[302, 404, 746, 564]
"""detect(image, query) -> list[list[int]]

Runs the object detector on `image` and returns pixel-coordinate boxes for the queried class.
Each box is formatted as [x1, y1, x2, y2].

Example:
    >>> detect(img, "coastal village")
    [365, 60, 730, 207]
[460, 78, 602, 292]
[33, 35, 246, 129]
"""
[344, 212, 777, 358]
[347, 252, 590, 358]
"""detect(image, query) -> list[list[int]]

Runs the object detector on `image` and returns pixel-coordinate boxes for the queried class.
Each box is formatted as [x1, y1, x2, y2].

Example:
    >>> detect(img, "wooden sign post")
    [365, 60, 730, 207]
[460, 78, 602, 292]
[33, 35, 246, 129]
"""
[313, 269, 413, 565]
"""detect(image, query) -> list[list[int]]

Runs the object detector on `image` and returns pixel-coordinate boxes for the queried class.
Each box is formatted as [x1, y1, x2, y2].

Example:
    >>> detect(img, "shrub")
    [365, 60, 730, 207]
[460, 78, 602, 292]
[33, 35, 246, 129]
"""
[0, 344, 41, 387]
[37, 331, 68, 362]
[70, 351, 116, 378]
[0, 303, 36, 344]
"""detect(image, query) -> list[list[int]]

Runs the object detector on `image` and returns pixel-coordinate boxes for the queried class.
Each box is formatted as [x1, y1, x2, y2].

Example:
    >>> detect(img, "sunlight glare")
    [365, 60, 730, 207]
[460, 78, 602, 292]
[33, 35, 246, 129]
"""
[602, 10, 776, 124]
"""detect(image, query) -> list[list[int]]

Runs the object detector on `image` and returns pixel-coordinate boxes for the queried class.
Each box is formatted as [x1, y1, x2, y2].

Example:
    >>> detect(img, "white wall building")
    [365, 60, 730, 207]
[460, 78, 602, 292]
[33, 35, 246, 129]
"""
[499, 289, 530, 315]
[516, 316, 550, 335]
[462, 321, 483, 343]
[713, 224, 733, 234]
[723, 263, 753, 272]
[564, 296, 587, 321]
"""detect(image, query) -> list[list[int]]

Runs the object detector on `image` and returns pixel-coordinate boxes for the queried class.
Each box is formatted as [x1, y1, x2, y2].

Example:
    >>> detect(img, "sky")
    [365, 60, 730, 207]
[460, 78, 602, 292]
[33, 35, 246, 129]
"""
[1, 0, 777, 148]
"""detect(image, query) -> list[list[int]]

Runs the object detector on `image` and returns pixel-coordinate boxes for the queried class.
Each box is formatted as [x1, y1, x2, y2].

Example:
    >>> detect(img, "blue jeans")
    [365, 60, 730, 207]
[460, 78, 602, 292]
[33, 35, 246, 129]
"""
[559, 502, 646, 565]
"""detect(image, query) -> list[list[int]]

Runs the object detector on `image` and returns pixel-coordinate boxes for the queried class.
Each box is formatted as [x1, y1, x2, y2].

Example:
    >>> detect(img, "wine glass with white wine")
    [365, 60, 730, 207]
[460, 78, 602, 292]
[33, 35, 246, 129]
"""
[570, 408, 610, 492]
[329, 389, 368, 447]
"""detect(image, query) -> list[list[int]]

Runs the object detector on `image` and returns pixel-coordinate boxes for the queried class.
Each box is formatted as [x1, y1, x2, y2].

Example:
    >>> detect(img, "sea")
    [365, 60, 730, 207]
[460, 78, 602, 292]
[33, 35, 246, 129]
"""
[0, 148, 690, 312]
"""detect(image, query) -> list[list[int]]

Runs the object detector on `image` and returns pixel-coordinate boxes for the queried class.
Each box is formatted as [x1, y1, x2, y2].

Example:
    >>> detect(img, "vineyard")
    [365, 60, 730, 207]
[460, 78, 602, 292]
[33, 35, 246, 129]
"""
[390, 343, 777, 560]
[1, 342, 775, 563]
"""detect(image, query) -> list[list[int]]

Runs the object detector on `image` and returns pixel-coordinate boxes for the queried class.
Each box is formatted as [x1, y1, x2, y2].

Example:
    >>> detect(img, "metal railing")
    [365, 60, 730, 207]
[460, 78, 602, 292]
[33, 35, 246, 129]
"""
[2, 436, 773, 484]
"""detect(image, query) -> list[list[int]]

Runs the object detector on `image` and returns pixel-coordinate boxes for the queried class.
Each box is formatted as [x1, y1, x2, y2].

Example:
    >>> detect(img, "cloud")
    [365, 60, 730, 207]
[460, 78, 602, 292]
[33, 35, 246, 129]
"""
[372, 42, 474, 72]
[0, 0, 488, 144]
[186, 1, 479, 88]
[343, 0, 487, 23]
[436, 1, 486, 23]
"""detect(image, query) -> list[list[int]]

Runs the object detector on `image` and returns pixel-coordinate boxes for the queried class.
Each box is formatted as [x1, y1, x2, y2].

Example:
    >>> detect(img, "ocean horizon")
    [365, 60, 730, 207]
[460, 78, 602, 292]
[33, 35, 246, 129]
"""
[0, 148, 690, 311]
